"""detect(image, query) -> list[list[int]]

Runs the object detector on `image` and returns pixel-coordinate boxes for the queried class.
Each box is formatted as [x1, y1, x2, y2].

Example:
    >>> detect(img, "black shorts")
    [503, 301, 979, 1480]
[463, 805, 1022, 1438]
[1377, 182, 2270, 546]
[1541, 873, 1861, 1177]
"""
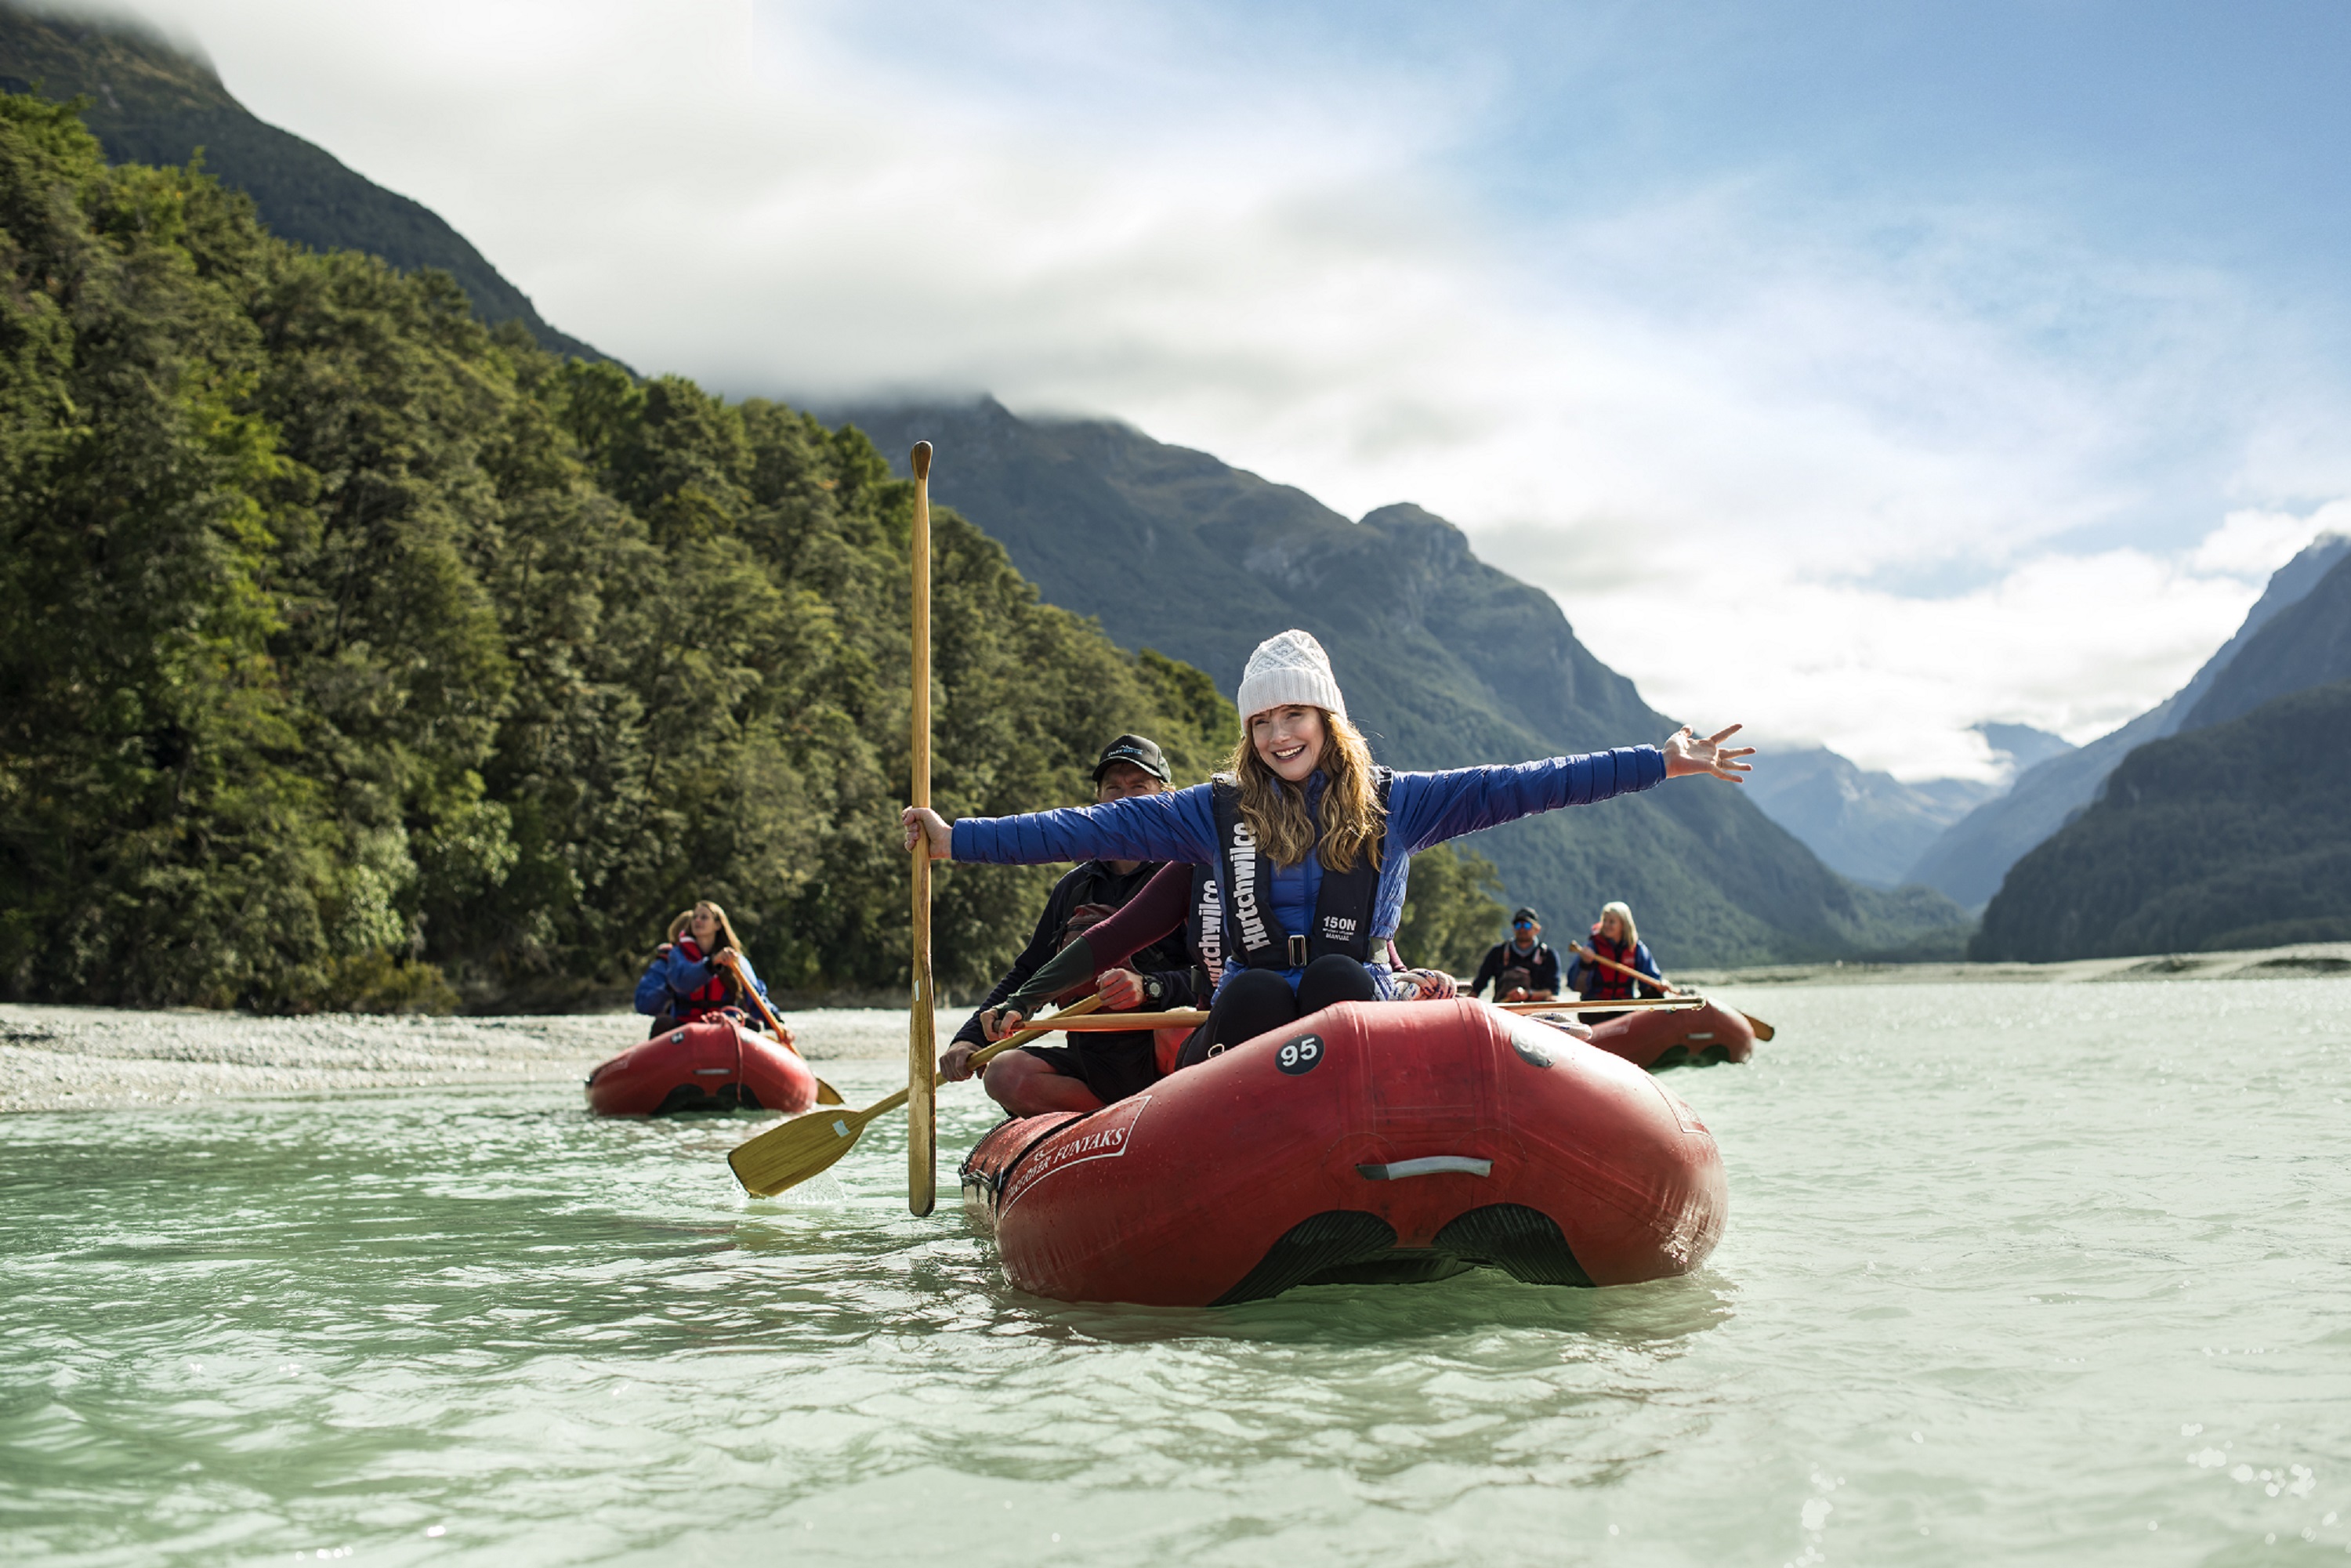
[1014, 1030, 1160, 1104]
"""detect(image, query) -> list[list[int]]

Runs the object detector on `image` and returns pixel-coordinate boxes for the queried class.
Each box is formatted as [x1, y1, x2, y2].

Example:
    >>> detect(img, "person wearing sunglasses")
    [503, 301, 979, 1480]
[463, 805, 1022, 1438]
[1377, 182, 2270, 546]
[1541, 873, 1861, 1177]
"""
[1470, 906, 1559, 1001]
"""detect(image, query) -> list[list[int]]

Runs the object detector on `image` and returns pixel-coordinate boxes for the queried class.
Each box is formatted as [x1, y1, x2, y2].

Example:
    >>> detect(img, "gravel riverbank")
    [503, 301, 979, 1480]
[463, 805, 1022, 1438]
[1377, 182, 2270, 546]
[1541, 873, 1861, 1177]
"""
[9, 940, 2346, 1115]
[0, 1005, 946, 1115]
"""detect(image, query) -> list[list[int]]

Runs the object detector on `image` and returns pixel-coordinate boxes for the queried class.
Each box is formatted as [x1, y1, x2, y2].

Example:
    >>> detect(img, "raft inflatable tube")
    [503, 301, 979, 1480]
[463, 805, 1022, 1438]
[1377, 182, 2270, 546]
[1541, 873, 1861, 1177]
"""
[958, 998, 1726, 1306]
[585, 1020, 817, 1117]
[1581, 996, 1755, 1070]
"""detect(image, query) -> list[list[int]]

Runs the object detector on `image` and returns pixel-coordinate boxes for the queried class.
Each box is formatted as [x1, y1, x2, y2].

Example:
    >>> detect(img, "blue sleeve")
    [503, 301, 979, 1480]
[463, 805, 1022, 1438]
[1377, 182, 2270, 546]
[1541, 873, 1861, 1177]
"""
[666, 947, 715, 992]
[1386, 747, 1666, 853]
[633, 961, 668, 1016]
[951, 783, 1219, 867]
[1564, 952, 1587, 992]
[1636, 943, 1663, 981]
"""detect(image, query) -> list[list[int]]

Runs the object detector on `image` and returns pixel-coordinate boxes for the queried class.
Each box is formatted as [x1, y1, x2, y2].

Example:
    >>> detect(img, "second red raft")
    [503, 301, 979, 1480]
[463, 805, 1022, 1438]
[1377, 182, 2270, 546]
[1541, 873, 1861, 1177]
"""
[959, 998, 1726, 1305]
[1583, 996, 1755, 1070]
[585, 1019, 817, 1117]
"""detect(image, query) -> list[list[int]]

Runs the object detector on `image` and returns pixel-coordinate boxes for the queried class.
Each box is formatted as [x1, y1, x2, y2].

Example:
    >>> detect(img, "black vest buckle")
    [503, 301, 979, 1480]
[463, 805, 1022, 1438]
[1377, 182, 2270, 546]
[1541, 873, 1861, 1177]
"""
[1288, 933, 1307, 968]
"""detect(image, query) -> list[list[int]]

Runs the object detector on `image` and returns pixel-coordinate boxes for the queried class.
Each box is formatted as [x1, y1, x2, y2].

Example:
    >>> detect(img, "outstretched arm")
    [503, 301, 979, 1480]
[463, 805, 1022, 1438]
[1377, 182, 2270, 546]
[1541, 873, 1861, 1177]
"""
[902, 784, 1218, 867]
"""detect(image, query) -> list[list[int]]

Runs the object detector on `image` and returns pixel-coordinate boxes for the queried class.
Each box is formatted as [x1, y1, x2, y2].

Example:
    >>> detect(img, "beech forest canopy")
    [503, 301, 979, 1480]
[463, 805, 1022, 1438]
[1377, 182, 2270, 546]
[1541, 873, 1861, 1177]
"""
[0, 94, 1504, 1011]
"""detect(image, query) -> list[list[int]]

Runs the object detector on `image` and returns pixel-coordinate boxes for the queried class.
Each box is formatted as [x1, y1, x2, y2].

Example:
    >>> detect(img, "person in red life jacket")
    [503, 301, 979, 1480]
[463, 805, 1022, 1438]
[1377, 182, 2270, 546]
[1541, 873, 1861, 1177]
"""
[645, 900, 770, 1031]
[1470, 906, 1561, 1001]
[937, 736, 1197, 1116]
[1564, 900, 1665, 1022]
[904, 628, 1752, 1066]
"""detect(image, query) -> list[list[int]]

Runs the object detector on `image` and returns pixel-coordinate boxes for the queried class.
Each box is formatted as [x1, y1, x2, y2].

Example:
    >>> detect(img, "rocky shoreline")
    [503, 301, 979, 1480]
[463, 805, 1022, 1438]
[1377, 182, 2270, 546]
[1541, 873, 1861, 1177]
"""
[8, 941, 2346, 1115]
[0, 1005, 938, 1116]
[1679, 940, 2351, 987]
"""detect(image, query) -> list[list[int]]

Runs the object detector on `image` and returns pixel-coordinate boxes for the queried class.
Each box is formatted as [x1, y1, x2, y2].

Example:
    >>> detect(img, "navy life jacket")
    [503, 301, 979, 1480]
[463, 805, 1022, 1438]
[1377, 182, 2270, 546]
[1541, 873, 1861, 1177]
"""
[1186, 864, 1224, 1001]
[1208, 770, 1393, 972]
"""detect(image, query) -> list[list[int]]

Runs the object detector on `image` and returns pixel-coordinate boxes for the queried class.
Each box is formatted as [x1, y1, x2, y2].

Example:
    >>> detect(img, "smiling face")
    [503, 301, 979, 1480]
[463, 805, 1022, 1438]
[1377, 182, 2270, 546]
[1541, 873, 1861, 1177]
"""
[1248, 704, 1324, 784]
[690, 904, 720, 949]
[1596, 911, 1626, 943]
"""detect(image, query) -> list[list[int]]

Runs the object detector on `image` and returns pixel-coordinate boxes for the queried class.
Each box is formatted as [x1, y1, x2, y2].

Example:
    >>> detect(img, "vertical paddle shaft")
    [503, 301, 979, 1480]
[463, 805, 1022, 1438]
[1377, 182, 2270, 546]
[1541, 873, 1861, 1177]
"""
[907, 440, 937, 1217]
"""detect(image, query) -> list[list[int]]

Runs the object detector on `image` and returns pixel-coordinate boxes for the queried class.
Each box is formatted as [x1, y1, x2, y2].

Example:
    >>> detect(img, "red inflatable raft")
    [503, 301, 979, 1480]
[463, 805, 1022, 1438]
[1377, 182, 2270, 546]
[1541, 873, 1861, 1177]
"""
[958, 998, 1726, 1305]
[585, 1020, 817, 1117]
[1583, 996, 1755, 1070]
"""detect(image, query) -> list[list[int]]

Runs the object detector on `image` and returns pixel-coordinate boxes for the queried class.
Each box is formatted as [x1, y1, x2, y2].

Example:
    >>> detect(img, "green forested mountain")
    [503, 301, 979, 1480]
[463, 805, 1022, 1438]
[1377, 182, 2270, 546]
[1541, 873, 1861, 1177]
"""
[1909, 531, 2351, 908]
[2180, 552, 2351, 732]
[1972, 681, 2351, 959]
[832, 398, 1969, 965]
[0, 3, 610, 364]
[0, 93, 1286, 1011]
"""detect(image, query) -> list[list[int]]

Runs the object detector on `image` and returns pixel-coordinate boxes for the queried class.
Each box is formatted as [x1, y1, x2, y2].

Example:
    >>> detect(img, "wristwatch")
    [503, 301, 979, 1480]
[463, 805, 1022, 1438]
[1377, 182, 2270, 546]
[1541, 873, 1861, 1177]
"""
[1141, 973, 1167, 1005]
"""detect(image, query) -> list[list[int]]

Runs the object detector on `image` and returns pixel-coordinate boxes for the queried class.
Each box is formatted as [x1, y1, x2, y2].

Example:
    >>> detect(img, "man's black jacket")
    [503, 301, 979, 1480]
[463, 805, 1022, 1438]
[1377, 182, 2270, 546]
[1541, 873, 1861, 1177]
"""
[950, 860, 1194, 1047]
[1469, 939, 1561, 998]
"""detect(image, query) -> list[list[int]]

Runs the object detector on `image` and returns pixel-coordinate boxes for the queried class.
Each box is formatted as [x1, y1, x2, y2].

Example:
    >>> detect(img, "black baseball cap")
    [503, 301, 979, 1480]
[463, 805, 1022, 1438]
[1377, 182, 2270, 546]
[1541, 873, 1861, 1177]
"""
[1512, 907, 1541, 925]
[1092, 733, 1171, 784]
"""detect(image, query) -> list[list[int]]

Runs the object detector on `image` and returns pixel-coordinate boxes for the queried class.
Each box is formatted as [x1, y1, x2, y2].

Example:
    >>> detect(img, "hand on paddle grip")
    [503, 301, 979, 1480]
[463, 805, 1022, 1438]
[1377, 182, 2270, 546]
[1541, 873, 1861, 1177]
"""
[980, 1005, 1027, 1042]
[1662, 723, 1755, 783]
[900, 806, 952, 859]
[1095, 968, 1146, 1010]
[937, 1040, 981, 1081]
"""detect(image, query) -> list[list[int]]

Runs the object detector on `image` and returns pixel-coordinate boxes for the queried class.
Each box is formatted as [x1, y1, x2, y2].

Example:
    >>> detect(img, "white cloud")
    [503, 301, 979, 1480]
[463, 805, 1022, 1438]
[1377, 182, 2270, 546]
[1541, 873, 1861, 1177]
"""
[109, 1, 2351, 781]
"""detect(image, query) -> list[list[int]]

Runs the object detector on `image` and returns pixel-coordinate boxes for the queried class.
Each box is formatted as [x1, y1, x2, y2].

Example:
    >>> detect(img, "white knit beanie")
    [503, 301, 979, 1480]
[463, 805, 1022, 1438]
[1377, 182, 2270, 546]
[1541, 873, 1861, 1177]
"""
[1237, 629, 1346, 722]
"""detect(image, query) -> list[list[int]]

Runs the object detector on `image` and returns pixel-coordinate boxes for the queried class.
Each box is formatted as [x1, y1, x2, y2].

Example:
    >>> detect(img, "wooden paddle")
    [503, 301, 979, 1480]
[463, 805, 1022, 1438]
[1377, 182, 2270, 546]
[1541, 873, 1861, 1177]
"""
[723, 958, 845, 1106]
[1023, 995, 1707, 1031]
[1570, 942, 1776, 1041]
[727, 994, 1110, 1198]
[906, 440, 939, 1216]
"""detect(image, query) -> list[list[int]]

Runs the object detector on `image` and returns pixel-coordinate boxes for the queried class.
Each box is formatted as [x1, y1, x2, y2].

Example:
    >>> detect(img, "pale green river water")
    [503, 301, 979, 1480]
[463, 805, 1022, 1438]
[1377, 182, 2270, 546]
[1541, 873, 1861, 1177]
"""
[3, 980, 2348, 1566]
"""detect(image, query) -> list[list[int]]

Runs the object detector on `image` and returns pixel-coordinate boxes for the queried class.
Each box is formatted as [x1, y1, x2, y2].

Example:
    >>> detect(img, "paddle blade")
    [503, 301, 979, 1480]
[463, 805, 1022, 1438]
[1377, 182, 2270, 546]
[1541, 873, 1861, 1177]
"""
[730, 1106, 869, 1197]
[814, 1077, 846, 1106]
[1741, 1012, 1777, 1042]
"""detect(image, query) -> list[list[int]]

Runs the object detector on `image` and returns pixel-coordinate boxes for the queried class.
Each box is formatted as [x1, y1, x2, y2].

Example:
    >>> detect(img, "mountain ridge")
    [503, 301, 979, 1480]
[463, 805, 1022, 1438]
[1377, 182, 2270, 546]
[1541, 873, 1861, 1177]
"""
[0, 2, 614, 364]
[1973, 680, 2351, 958]
[831, 396, 1970, 965]
[1906, 531, 2351, 907]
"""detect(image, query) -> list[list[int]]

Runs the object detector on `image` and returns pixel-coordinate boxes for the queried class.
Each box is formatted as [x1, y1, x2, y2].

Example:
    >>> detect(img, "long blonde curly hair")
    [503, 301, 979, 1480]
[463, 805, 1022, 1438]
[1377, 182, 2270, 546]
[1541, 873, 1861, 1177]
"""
[1226, 708, 1386, 872]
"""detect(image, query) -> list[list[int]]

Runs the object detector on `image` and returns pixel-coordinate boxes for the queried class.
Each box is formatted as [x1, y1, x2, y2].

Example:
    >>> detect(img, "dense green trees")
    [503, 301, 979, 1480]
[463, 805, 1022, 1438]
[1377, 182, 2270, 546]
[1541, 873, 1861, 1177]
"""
[1393, 842, 1507, 977]
[0, 96, 1231, 1009]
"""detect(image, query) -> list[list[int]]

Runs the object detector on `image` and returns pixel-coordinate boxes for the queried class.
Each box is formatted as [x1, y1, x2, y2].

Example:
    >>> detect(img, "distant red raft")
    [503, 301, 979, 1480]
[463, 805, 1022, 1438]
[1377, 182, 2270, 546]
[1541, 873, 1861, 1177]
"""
[1583, 996, 1755, 1070]
[958, 998, 1727, 1306]
[585, 1020, 817, 1117]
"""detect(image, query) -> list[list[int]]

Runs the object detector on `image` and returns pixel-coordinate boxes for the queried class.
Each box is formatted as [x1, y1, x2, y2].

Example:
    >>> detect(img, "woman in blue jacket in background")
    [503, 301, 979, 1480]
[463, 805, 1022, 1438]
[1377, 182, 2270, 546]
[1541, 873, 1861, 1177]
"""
[633, 900, 769, 1035]
[903, 629, 1752, 1062]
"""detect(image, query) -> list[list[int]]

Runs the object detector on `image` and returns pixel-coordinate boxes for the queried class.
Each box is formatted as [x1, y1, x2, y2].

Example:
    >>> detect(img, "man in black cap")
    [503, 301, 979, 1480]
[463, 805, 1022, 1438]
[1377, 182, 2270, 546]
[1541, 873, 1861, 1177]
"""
[1470, 907, 1561, 1001]
[937, 735, 1195, 1114]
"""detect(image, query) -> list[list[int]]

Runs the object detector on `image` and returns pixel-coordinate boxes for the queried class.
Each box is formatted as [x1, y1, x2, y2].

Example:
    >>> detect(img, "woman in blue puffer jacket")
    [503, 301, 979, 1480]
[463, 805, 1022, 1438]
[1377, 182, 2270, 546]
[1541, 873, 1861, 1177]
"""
[903, 629, 1751, 1062]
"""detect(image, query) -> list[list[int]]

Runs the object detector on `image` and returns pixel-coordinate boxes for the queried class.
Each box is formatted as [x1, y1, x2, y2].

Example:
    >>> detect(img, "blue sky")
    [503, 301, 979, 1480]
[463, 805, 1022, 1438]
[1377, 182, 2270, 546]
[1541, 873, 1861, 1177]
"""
[125, 0, 2351, 776]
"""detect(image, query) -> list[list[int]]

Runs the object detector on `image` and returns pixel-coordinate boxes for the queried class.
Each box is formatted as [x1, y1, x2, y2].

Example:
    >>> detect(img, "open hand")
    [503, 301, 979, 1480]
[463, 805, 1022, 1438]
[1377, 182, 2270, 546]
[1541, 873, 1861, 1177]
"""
[1663, 723, 1755, 783]
[900, 806, 952, 858]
